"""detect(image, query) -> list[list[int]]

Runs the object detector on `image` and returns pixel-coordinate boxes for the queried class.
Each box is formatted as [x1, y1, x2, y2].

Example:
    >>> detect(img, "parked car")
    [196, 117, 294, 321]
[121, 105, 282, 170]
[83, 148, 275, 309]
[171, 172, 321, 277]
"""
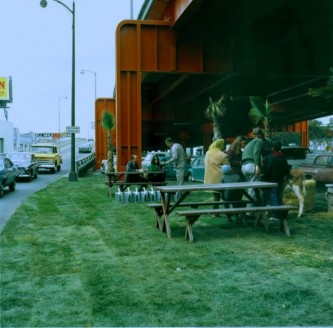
[6, 152, 39, 181]
[0, 157, 18, 198]
[298, 153, 333, 183]
[187, 155, 205, 182]
[78, 142, 92, 153]
[281, 146, 310, 168]
[141, 151, 170, 170]
[161, 156, 191, 180]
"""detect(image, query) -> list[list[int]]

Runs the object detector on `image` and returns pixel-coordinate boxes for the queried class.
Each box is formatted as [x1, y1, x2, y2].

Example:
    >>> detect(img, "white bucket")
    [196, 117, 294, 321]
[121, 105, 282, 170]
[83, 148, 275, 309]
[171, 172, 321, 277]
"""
[115, 188, 123, 203]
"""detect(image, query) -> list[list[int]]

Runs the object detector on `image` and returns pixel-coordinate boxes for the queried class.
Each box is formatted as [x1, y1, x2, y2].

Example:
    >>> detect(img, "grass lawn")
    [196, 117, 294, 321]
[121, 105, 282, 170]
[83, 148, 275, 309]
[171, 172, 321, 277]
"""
[1, 173, 333, 327]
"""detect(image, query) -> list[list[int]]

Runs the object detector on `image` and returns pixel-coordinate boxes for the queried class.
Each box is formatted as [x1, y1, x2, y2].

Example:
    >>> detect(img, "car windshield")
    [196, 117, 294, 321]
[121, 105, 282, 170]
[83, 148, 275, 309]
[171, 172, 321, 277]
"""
[31, 147, 53, 153]
[7, 153, 31, 161]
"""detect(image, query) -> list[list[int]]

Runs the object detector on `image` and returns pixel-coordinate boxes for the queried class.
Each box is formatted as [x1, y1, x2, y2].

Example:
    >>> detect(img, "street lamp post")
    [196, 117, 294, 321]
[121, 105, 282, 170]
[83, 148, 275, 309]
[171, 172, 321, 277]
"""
[80, 69, 97, 99]
[58, 96, 67, 138]
[40, 0, 77, 182]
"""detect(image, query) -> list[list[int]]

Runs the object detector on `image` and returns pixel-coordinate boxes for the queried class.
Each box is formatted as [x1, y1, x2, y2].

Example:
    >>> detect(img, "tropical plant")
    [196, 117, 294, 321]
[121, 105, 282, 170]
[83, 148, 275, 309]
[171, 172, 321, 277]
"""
[248, 96, 272, 137]
[308, 68, 333, 99]
[204, 95, 228, 140]
[101, 111, 115, 173]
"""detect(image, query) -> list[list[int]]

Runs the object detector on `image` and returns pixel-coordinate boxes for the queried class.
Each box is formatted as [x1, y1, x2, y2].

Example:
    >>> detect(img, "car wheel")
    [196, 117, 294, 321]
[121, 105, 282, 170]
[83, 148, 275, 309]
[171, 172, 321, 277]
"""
[9, 180, 16, 192]
[0, 184, 4, 198]
[186, 172, 192, 182]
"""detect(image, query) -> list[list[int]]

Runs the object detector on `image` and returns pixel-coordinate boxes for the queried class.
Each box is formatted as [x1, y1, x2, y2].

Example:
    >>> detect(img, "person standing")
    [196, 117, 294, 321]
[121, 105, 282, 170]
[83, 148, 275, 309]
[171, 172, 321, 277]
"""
[226, 135, 247, 180]
[164, 137, 188, 186]
[241, 127, 265, 204]
[262, 141, 290, 220]
[204, 139, 229, 209]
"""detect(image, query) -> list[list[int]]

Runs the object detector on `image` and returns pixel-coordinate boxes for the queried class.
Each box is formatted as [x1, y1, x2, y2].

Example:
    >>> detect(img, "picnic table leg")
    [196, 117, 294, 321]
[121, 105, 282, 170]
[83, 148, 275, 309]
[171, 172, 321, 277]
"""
[185, 216, 200, 242]
[153, 206, 164, 231]
[107, 174, 113, 197]
[255, 212, 270, 231]
[280, 219, 291, 237]
[160, 191, 172, 238]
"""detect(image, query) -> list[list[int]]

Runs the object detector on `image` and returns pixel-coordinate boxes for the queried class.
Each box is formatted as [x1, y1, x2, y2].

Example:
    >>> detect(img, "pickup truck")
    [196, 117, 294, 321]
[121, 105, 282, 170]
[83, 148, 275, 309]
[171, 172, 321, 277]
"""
[298, 153, 333, 183]
[31, 143, 62, 173]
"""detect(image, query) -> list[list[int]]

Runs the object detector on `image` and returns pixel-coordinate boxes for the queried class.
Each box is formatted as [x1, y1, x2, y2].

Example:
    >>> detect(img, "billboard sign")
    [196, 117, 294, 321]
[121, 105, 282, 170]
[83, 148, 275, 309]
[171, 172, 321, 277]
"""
[0, 77, 13, 102]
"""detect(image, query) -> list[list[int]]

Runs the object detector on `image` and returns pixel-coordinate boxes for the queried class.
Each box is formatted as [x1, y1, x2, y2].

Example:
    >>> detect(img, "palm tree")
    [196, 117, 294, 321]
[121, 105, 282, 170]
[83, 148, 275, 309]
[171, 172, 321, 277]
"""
[101, 111, 115, 173]
[205, 95, 228, 140]
[308, 67, 333, 99]
[248, 96, 272, 137]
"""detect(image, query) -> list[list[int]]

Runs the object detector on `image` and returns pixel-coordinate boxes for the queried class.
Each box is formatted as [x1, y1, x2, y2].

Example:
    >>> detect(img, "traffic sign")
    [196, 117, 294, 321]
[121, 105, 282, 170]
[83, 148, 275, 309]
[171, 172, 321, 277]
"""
[66, 126, 80, 134]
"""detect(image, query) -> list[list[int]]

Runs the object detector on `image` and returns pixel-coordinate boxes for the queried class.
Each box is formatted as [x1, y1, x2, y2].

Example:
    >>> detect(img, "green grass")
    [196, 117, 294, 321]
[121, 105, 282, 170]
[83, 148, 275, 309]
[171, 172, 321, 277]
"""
[1, 174, 333, 327]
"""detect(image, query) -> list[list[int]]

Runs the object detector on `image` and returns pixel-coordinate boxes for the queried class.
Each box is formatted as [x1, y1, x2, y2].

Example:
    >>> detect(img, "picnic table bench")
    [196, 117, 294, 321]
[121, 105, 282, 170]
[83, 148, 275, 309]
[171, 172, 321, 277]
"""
[150, 181, 297, 241]
[148, 200, 251, 230]
[176, 204, 297, 242]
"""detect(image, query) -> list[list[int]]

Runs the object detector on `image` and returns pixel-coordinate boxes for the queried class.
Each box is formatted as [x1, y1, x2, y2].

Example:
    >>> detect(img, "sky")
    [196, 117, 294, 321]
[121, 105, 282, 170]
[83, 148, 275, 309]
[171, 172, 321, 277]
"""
[1, 0, 332, 139]
[1, 0, 145, 139]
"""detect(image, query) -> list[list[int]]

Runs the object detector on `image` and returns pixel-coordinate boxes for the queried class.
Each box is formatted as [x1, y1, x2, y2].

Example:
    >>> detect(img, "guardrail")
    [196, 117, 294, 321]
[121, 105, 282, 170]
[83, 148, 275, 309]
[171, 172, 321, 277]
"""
[75, 153, 96, 177]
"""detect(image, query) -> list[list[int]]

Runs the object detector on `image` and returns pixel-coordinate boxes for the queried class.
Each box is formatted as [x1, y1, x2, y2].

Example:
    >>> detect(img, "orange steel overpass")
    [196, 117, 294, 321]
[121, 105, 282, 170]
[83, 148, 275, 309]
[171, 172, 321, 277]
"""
[95, 0, 333, 170]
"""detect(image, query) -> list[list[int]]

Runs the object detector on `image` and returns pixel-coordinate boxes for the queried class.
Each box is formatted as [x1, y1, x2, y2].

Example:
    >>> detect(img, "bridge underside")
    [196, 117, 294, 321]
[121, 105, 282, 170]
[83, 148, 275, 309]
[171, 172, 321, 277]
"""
[115, 0, 333, 168]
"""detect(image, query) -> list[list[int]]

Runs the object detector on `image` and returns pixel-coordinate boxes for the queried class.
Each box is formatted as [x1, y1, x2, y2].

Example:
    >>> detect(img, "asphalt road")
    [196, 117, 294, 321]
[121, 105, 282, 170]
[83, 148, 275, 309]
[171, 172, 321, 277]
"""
[0, 141, 93, 232]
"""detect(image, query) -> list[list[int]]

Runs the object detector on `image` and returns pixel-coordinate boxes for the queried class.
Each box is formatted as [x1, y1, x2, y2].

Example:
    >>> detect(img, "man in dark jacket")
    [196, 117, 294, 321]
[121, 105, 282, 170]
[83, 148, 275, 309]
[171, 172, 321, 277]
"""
[263, 141, 290, 219]
[125, 155, 141, 182]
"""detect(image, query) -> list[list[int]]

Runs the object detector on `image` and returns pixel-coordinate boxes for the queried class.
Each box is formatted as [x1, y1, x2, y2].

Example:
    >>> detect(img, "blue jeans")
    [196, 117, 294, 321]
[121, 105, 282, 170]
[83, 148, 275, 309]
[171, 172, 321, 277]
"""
[269, 184, 286, 219]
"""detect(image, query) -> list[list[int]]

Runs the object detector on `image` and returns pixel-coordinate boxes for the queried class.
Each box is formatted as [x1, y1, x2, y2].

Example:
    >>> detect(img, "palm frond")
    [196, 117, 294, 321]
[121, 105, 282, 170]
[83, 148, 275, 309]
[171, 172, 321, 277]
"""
[249, 97, 271, 124]
[308, 67, 333, 99]
[204, 95, 228, 139]
[101, 111, 115, 131]
[249, 96, 272, 135]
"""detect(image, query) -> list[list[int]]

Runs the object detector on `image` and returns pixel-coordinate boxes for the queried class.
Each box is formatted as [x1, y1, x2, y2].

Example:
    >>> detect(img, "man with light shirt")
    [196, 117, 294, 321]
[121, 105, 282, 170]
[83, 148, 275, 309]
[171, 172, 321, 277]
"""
[163, 137, 188, 186]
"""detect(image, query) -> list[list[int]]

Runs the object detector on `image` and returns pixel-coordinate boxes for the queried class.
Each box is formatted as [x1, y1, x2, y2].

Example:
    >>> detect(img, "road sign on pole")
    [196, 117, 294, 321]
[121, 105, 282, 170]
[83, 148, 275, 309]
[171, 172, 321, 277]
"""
[66, 126, 80, 134]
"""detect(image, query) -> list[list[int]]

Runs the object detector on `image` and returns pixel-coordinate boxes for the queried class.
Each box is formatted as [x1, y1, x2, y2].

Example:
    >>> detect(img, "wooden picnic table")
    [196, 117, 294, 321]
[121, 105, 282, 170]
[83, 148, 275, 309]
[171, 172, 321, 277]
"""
[106, 171, 166, 196]
[152, 181, 296, 241]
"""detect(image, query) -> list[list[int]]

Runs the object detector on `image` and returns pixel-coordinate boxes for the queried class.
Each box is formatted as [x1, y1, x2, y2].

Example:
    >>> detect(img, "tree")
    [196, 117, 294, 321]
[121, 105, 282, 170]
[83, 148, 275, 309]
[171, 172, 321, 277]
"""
[248, 96, 272, 137]
[205, 95, 228, 140]
[309, 120, 326, 140]
[101, 111, 115, 173]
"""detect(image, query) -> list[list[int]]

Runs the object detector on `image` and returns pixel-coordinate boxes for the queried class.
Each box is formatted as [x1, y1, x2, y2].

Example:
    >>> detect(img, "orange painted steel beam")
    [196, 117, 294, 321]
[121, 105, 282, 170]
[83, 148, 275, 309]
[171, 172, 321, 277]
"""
[115, 20, 173, 170]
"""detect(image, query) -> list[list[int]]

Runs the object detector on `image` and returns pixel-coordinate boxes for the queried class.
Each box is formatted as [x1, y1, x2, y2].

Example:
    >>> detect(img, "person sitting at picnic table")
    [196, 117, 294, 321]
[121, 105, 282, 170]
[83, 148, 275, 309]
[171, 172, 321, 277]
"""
[125, 154, 142, 183]
[221, 164, 244, 221]
[148, 155, 166, 183]
[204, 138, 229, 211]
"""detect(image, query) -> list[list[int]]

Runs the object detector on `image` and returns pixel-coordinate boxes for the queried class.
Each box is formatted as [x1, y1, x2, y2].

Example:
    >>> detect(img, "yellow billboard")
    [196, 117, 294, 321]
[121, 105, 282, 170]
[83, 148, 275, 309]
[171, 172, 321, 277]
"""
[0, 77, 12, 102]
